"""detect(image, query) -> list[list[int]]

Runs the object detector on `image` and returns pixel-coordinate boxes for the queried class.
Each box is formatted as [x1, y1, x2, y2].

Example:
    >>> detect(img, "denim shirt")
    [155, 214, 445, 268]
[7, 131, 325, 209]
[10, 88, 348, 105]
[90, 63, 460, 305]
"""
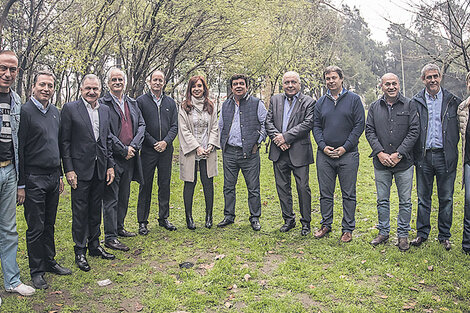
[425, 89, 443, 149]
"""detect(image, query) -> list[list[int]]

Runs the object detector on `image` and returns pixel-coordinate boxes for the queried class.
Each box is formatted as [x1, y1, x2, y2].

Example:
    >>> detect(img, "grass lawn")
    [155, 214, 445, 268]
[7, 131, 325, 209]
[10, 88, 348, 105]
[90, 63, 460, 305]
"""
[3, 135, 470, 312]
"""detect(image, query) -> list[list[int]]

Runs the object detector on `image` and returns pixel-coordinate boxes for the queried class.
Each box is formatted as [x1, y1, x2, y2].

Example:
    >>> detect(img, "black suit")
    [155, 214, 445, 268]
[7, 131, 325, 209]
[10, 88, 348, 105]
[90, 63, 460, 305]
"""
[101, 93, 145, 241]
[60, 98, 114, 254]
[265, 92, 315, 225]
[136, 92, 178, 224]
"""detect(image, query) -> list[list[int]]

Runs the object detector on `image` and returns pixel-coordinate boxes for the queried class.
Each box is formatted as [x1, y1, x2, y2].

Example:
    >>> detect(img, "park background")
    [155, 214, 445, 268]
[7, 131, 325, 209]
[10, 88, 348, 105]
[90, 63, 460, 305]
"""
[1, 0, 470, 312]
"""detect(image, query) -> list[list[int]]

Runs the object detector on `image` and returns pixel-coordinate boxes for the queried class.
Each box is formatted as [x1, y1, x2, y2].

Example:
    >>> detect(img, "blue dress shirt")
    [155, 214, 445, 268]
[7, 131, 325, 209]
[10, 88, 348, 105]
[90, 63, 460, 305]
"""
[425, 89, 443, 149]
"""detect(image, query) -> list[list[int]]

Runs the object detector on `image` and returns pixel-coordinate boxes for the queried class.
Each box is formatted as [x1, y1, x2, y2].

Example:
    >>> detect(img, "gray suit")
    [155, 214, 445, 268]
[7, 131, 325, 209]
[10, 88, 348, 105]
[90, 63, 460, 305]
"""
[265, 92, 315, 225]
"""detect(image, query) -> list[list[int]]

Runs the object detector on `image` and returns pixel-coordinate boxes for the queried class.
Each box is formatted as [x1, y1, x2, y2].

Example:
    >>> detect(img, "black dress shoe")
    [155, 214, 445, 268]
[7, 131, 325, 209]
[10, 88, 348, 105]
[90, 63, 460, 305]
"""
[118, 229, 137, 237]
[75, 254, 90, 272]
[217, 217, 234, 228]
[138, 223, 149, 235]
[205, 216, 213, 229]
[439, 239, 451, 251]
[410, 236, 427, 247]
[158, 219, 177, 231]
[89, 246, 115, 260]
[463, 248, 470, 255]
[280, 221, 296, 232]
[186, 217, 196, 230]
[301, 224, 311, 236]
[32, 274, 48, 289]
[105, 239, 130, 251]
[47, 263, 72, 275]
[251, 220, 261, 231]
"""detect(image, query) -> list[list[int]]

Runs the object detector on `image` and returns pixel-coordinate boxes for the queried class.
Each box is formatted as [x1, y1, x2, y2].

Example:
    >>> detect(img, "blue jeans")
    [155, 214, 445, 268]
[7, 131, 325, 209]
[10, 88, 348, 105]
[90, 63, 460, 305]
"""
[374, 166, 413, 237]
[462, 164, 470, 251]
[0, 163, 22, 289]
[415, 150, 456, 240]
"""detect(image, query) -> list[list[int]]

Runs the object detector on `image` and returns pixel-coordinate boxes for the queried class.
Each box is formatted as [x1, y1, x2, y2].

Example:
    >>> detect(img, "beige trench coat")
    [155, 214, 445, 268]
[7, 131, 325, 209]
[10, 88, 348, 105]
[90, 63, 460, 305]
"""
[457, 96, 470, 186]
[178, 104, 220, 182]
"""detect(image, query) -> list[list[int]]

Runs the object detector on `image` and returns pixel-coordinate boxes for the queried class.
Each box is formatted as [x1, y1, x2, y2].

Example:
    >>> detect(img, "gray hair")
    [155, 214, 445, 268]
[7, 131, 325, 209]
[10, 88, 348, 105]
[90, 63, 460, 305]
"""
[80, 74, 102, 89]
[420, 63, 441, 79]
[380, 73, 399, 85]
[106, 67, 127, 88]
[282, 71, 301, 83]
[147, 70, 165, 83]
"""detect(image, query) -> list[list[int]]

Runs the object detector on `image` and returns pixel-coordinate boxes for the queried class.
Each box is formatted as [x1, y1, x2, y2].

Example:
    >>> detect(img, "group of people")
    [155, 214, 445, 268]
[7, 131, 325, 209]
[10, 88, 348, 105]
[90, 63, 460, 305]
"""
[0, 48, 469, 301]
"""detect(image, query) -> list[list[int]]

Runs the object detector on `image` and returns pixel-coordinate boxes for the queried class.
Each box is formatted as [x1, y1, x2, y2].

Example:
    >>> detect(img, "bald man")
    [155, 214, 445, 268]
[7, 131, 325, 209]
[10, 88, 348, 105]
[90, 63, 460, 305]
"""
[365, 73, 419, 251]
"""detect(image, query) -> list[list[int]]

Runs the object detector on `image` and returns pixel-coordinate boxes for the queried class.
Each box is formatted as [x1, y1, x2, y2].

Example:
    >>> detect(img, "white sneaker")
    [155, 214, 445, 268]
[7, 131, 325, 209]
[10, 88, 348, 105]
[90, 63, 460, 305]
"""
[0, 295, 2, 306]
[6, 283, 35, 296]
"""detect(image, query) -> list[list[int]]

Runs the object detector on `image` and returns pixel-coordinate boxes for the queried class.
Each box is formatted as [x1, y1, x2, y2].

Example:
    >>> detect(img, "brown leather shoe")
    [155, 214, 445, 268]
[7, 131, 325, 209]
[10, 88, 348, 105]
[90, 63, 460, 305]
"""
[439, 239, 451, 251]
[370, 234, 389, 246]
[340, 232, 352, 243]
[397, 237, 409, 251]
[410, 236, 427, 247]
[314, 226, 330, 239]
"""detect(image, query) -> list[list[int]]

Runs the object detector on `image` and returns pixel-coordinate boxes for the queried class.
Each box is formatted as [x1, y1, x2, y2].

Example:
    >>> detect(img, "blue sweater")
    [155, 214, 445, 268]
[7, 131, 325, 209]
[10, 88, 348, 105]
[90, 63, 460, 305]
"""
[313, 90, 365, 152]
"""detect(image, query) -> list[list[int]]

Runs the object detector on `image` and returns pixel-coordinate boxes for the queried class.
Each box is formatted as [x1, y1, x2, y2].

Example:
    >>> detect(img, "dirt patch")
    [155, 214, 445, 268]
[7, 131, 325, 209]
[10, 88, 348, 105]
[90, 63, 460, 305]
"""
[297, 293, 326, 311]
[259, 253, 284, 275]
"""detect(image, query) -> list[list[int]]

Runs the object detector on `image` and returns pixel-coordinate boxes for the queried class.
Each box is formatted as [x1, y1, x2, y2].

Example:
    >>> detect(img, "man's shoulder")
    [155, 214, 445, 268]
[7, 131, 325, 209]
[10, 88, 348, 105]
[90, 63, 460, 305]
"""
[442, 88, 461, 105]
[136, 92, 152, 104]
[63, 99, 82, 108]
[162, 94, 176, 106]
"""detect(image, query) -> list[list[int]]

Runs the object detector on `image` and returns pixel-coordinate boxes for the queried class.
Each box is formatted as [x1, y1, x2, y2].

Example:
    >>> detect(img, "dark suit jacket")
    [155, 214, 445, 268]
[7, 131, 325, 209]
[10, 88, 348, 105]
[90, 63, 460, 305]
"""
[60, 98, 114, 181]
[99, 92, 146, 184]
[265, 92, 315, 167]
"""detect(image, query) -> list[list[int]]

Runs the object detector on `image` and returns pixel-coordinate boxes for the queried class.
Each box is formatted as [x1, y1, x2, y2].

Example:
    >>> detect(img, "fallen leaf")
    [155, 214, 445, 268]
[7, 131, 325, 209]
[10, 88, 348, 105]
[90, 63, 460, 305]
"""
[308, 284, 316, 289]
[409, 287, 419, 292]
[298, 250, 304, 254]
[379, 295, 388, 299]
[227, 285, 234, 290]
[432, 295, 441, 302]
[281, 239, 286, 242]
[224, 302, 233, 308]
[117, 272, 124, 276]
[175, 280, 182, 285]
[97, 279, 112, 287]
[215, 254, 225, 260]
[199, 263, 215, 270]
[267, 250, 275, 254]
[439, 308, 449, 311]
[380, 249, 386, 254]
[49, 291, 62, 295]
[241, 264, 249, 269]
[424, 259, 428, 263]
[48, 311, 58, 313]
[259, 280, 267, 286]
[244, 274, 251, 281]
[403, 302, 416, 310]
[418, 280, 425, 284]
[386, 273, 394, 278]
[228, 294, 235, 300]
[135, 303, 144, 312]
[427, 265, 434, 271]
[361, 260, 366, 264]
[55, 303, 63, 307]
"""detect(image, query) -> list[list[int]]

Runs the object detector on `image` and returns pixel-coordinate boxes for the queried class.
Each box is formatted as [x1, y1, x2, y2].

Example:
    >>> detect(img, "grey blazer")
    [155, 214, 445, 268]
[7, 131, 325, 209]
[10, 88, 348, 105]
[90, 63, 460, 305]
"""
[265, 92, 315, 167]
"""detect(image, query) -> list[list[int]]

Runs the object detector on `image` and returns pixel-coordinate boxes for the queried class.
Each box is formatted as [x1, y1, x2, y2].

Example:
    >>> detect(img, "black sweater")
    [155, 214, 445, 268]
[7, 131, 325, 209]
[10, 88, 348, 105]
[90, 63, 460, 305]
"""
[18, 99, 61, 186]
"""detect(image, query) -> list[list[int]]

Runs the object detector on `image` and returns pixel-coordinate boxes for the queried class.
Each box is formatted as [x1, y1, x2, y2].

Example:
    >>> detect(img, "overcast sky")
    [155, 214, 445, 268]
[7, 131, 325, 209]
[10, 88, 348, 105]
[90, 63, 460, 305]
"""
[331, 0, 416, 43]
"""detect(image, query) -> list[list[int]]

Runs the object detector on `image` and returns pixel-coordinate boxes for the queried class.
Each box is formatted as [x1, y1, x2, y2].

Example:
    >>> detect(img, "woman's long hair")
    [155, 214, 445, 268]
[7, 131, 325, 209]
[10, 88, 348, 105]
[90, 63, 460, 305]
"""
[182, 75, 213, 115]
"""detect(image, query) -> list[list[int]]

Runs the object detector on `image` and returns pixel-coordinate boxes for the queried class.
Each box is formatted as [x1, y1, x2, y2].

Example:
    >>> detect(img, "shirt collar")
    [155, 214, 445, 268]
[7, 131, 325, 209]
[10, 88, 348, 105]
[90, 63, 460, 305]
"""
[31, 96, 50, 114]
[151, 92, 163, 104]
[111, 93, 125, 106]
[425, 88, 442, 101]
[380, 93, 405, 106]
[285, 92, 300, 101]
[82, 96, 100, 110]
[327, 88, 346, 98]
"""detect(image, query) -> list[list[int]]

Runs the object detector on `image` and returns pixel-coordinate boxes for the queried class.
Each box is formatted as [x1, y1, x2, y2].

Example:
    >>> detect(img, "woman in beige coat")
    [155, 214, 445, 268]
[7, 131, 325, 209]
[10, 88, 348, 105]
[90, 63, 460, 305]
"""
[178, 76, 220, 229]
[457, 71, 470, 254]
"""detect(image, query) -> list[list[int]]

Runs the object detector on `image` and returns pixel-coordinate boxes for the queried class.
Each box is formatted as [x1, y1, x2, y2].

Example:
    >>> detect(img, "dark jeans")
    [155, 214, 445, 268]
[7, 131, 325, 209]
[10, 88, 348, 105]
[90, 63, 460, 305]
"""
[374, 166, 413, 237]
[24, 172, 60, 277]
[71, 167, 104, 255]
[273, 151, 311, 225]
[137, 146, 173, 224]
[316, 150, 359, 232]
[415, 150, 456, 240]
[463, 164, 470, 251]
[222, 145, 261, 222]
[103, 158, 134, 241]
[183, 159, 213, 213]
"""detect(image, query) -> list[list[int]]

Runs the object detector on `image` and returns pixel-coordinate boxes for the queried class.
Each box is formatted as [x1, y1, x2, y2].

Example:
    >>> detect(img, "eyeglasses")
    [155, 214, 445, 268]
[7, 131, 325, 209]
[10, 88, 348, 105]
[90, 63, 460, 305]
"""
[0, 65, 18, 74]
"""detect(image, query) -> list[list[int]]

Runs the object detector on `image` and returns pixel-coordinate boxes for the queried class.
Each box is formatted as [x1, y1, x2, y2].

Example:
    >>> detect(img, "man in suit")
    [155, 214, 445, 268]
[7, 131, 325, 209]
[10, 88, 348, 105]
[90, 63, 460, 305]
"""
[217, 74, 267, 231]
[60, 74, 116, 272]
[136, 70, 178, 235]
[0, 50, 35, 297]
[101, 68, 145, 252]
[265, 71, 315, 236]
[18, 71, 72, 289]
[411, 63, 461, 251]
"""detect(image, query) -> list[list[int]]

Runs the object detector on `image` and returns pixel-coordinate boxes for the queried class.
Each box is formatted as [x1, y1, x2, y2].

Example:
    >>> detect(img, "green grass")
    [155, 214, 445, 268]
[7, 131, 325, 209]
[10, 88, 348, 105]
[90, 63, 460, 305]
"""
[4, 135, 470, 312]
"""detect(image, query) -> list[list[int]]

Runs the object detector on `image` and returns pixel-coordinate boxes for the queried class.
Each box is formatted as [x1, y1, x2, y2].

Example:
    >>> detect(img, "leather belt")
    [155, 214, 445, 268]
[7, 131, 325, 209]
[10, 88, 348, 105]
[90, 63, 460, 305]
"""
[426, 148, 443, 152]
[0, 160, 12, 167]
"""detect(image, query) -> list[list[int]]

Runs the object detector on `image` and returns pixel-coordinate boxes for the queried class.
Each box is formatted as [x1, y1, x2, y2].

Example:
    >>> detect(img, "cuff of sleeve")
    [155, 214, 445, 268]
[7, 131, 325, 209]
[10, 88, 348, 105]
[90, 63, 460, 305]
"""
[18, 185, 25, 189]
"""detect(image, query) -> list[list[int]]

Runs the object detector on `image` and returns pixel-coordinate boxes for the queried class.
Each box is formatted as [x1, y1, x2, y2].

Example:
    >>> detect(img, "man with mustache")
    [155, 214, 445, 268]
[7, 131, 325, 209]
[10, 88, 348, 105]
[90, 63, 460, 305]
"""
[218, 74, 267, 231]
[313, 66, 365, 243]
[365, 73, 419, 251]
[101, 68, 145, 252]
[60, 74, 116, 271]
[18, 71, 72, 289]
[410, 63, 461, 251]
